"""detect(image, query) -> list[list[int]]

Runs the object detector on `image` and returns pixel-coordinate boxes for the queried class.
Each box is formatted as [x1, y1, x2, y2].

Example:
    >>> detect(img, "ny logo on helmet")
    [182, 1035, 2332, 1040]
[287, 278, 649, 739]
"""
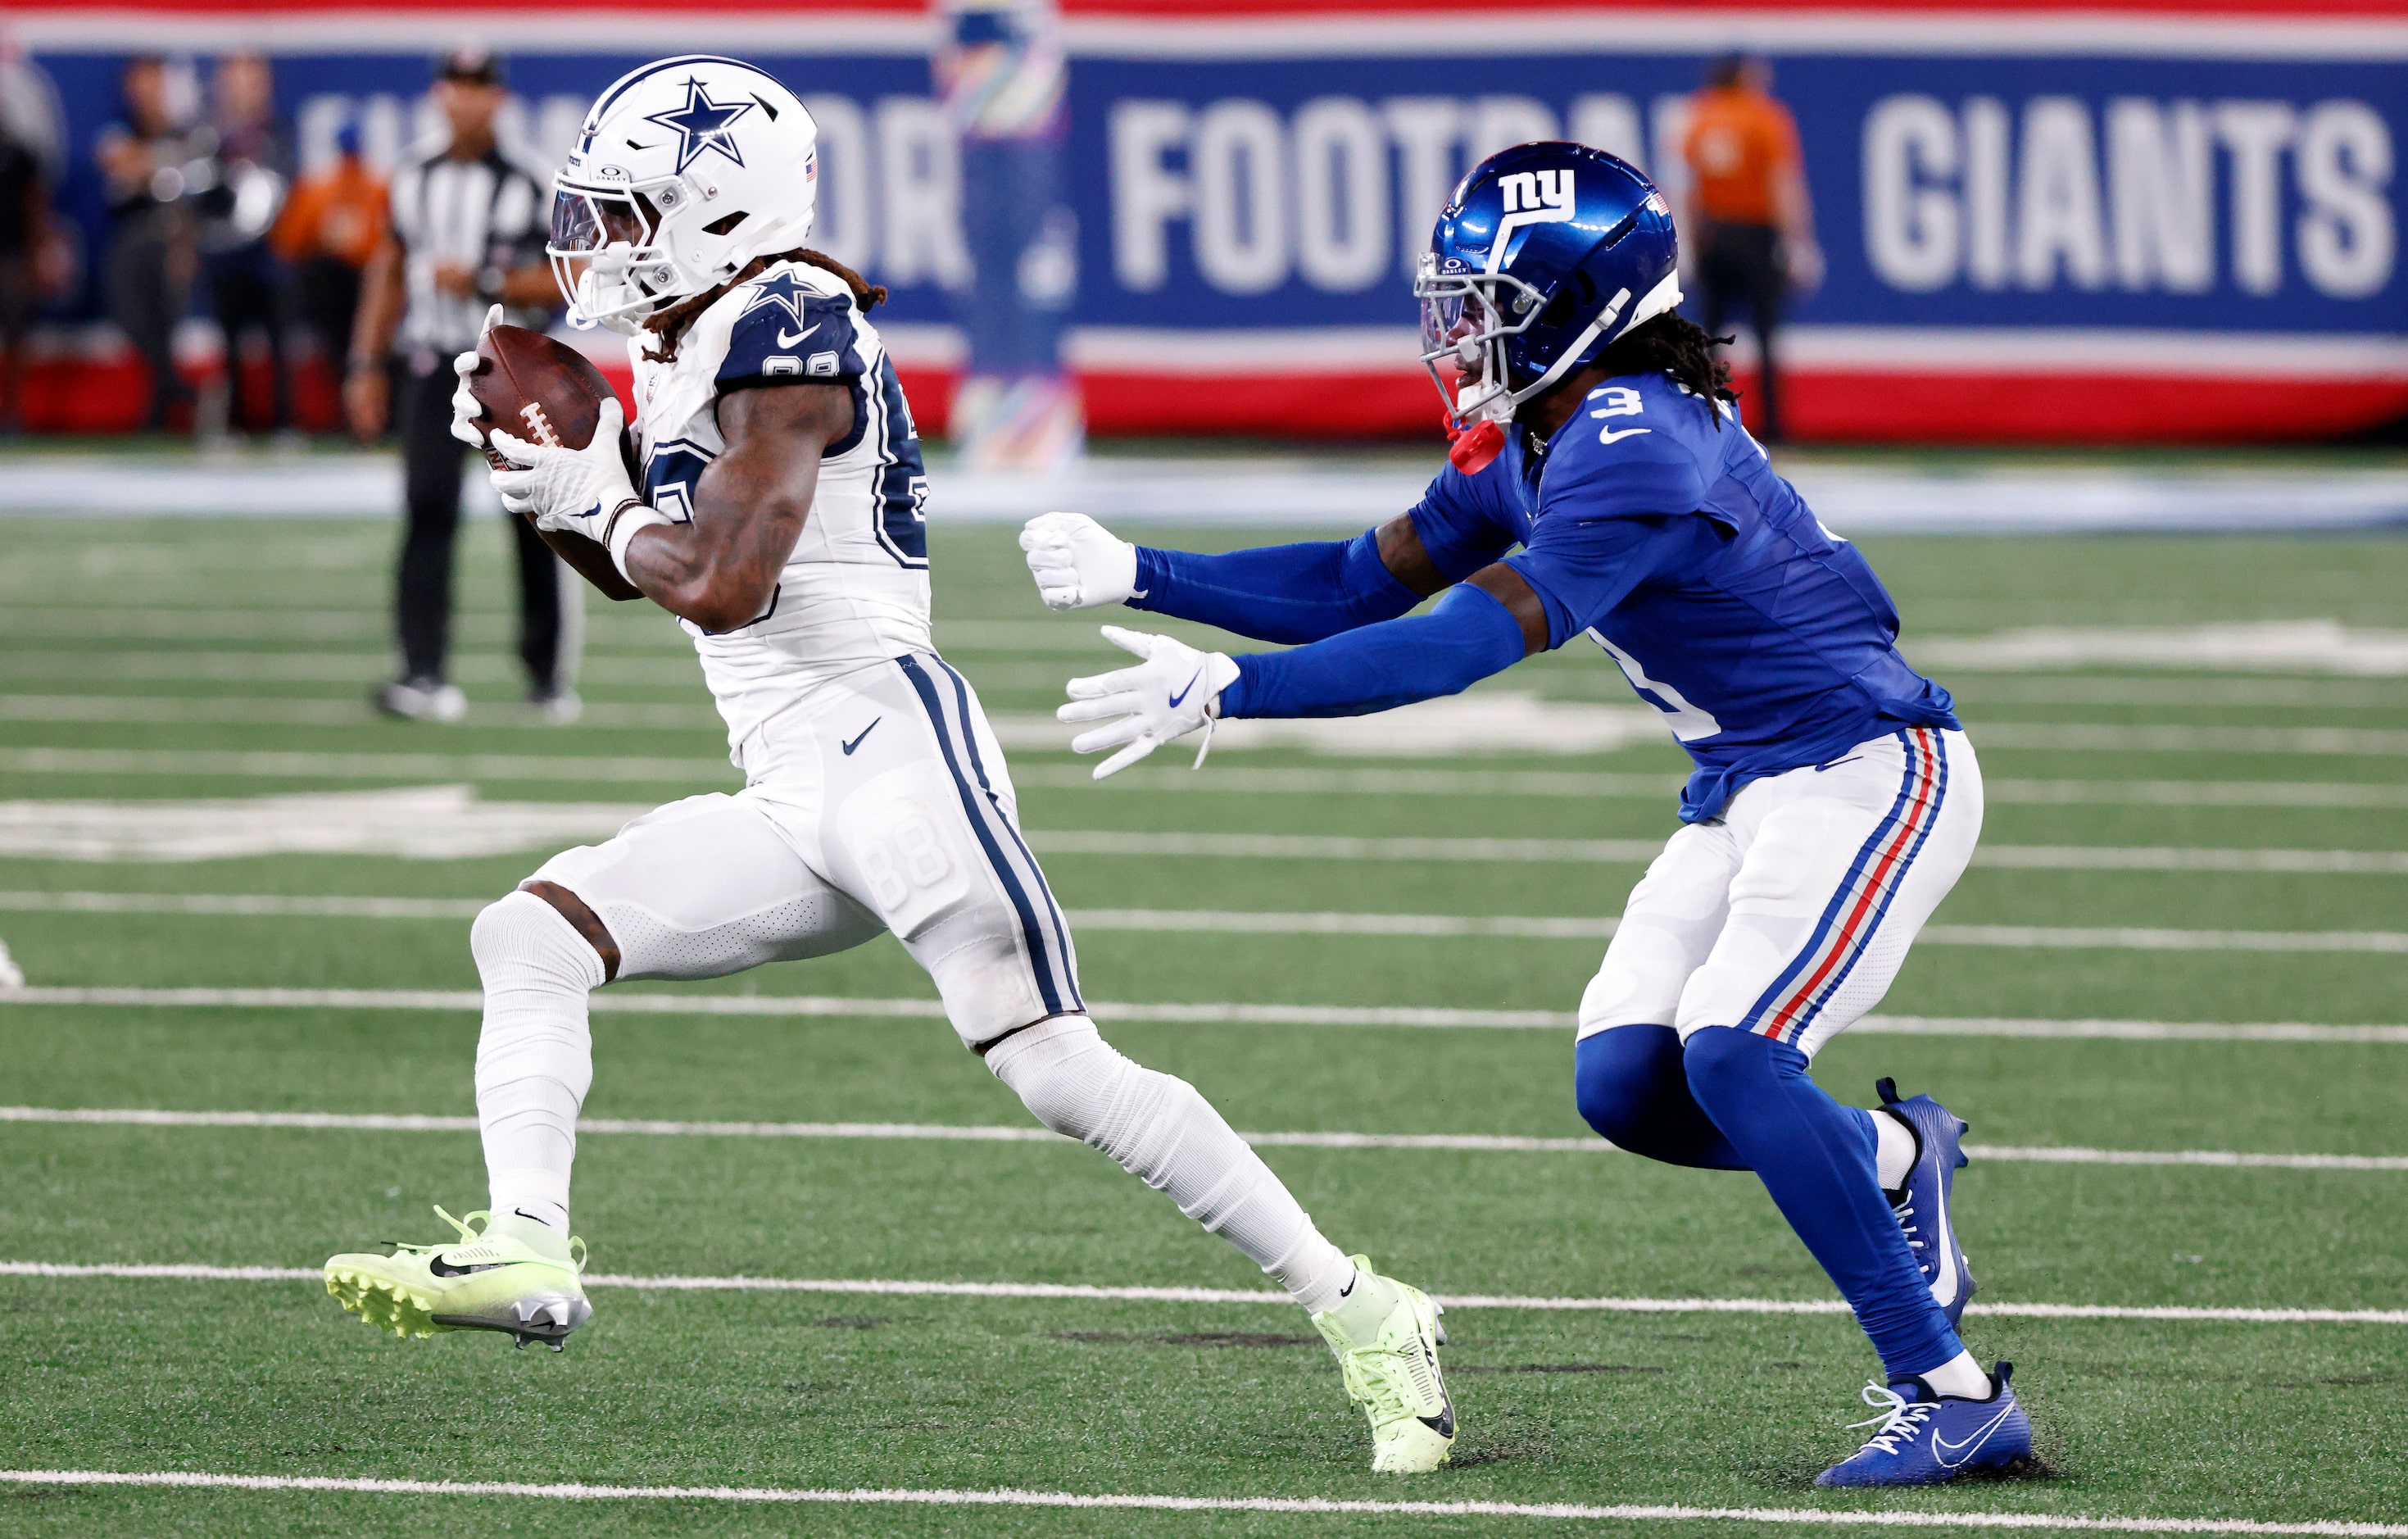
[1489, 168, 1577, 274]
[1499, 169, 1575, 218]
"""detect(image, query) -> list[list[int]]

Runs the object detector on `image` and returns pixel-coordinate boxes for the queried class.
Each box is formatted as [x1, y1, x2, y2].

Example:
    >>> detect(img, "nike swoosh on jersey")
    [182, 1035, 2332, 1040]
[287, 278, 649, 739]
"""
[1168, 668, 1203, 709]
[841, 718, 881, 755]
[1932, 1402, 2016, 1467]
[1597, 425, 1654, 445]
[776, 323, 820, 347]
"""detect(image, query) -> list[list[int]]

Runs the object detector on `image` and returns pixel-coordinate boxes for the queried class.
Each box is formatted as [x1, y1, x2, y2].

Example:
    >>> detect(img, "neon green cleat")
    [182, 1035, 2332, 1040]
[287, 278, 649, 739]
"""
[324, 1206, 591, 1351]
[1311, 1255, 1456, 1473]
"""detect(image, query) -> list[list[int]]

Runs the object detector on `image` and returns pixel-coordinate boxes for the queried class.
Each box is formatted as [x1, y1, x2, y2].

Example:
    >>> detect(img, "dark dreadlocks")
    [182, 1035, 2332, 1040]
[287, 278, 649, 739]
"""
[643, 248, 888, 364]
[1581, 311, 1740, 427]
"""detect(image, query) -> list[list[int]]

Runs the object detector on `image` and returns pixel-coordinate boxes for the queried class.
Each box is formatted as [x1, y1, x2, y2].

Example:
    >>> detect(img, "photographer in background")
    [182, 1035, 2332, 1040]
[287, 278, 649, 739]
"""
[0, 79, 69, 435]
[95, 56, 202, 433]
[1680, 52, 1821, 444]
[345, 46, 578, 724]
[193, 51, 293, 443]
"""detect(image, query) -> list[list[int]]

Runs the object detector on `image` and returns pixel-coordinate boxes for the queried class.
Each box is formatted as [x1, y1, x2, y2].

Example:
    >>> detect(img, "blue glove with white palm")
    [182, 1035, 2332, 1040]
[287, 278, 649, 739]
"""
[1058, 625, 1240, 779]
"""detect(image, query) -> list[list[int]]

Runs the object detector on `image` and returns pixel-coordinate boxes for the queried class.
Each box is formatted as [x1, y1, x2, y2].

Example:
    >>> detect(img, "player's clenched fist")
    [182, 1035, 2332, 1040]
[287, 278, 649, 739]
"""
[1059, 625, 1239, 779]
[1020, 511, 1139, 611]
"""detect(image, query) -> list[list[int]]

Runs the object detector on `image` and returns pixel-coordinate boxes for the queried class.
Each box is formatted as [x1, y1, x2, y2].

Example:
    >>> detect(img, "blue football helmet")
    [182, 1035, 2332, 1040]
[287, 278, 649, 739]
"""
[1417, 142, 1681, 426]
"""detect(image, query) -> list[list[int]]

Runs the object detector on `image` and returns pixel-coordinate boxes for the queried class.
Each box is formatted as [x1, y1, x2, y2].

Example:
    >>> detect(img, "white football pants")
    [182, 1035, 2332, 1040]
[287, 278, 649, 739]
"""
[469, 652, 1345, 1299]
[1577, 726, 1983, 1058]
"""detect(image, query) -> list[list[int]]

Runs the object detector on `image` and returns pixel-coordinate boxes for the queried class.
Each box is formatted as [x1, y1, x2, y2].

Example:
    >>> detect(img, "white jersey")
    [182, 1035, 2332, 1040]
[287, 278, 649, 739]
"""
[628, 258, 933, 757]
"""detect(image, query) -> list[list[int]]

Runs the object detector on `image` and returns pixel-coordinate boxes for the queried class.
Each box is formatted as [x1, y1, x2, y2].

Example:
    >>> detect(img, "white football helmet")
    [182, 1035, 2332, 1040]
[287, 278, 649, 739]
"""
[547, 55, 819, 334]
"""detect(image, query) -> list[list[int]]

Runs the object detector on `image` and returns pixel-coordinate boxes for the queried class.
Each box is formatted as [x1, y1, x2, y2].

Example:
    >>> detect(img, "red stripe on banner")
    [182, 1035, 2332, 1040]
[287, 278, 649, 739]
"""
[1758, 729, 1940, 1042]
[16, 356, 2406, 444]
[13, 0, 2397, 13]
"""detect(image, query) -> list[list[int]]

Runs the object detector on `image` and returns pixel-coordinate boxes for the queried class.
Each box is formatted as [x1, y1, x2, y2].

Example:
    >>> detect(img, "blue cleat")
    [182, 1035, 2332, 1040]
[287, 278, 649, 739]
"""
[1876, 1076, 1975, 1328]
[1815, 1362, 2034, 1487]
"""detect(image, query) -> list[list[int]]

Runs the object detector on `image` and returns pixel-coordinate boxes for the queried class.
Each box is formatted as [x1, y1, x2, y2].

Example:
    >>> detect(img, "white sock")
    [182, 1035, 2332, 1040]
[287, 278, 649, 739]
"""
[1873, 1107, 1918, 1192]
[1920, 1350, 1992, 1400]
[986, 1015, 1347, 1307]
[470, 891, 603, 1235]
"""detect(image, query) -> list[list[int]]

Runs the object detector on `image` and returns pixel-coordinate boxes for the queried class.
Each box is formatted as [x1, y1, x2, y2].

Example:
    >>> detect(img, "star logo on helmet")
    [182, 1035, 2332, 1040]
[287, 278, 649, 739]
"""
[642, 77, 757, 175]
[737, 270, 813, 329]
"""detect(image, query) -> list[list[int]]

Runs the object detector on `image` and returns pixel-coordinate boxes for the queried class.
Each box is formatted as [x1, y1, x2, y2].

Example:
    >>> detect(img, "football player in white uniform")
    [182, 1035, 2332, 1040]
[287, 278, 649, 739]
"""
[320, 55, 1453, 1473]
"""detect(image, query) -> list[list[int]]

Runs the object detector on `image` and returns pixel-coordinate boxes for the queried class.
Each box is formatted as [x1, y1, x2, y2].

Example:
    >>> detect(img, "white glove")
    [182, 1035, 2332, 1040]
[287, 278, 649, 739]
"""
[1020, 511, 1141, 611]
[1057, 624, 1240, 780]
[447, 304, 504, 452]
[490, 396, 641, 541]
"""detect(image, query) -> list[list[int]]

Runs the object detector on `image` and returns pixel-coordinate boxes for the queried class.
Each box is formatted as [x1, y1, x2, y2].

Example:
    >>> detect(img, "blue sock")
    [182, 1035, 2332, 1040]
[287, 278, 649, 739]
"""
[1682, 1024, 1965, 1379]
[1574, 1025, 1748, 1169]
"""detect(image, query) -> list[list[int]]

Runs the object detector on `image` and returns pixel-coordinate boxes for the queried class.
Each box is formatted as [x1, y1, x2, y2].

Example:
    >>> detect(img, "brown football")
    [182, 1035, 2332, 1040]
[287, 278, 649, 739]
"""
[465, 325, 644, 600]
[469, 324, 617, 464]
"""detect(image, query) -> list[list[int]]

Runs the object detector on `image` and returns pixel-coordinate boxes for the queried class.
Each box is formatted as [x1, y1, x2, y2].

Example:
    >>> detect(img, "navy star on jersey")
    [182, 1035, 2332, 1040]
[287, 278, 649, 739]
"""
[643, 78, 756, 175]
[737, 270, 814, 329]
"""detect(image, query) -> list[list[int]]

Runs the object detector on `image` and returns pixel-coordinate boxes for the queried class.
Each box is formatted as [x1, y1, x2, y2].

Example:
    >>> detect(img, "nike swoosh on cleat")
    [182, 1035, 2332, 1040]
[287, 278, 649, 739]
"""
[1168, 668, 1203, 709]
[841, 718, 881, 755]
[1928, 1151, 1961, 1308]
[1933, 1403, 2016, 1468]
[1420, 1405, 1457, 1437]
[428, 1256, 515, 1278]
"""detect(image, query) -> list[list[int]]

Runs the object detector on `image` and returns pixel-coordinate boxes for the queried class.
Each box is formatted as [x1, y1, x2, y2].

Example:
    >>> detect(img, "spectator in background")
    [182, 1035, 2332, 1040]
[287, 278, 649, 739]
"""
[1680, 53, 1821, 444]
[95, 55, 202, 432]
[271, 111, 387, 419]
[0, 82, 69, 434]
[345, 46, 578, 724]
[193, 51, 294, 443]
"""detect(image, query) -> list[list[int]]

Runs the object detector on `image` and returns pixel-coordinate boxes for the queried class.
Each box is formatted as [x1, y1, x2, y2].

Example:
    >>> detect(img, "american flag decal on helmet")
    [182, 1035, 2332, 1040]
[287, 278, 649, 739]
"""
[1738, 727, 1950, 1045]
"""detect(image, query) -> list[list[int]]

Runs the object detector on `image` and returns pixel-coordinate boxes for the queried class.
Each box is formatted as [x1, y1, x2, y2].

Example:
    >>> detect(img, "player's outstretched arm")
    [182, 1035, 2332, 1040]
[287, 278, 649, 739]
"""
[1056, 565, 1544, 778]
[1021, 511, 1452, 645]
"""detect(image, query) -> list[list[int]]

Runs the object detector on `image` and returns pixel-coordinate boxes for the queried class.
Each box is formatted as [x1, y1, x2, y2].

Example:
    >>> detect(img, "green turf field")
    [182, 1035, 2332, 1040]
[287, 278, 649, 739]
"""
[1, 512, 2404, 1536]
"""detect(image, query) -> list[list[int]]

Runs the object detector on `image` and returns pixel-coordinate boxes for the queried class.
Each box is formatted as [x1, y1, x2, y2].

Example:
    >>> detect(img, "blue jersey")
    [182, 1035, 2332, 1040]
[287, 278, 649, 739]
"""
[1411, 372, 1957, 821]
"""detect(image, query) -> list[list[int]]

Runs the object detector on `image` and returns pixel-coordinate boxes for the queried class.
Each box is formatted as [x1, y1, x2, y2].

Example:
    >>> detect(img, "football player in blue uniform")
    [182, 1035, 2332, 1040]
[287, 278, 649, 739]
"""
[1020, 142, 2034, 1487]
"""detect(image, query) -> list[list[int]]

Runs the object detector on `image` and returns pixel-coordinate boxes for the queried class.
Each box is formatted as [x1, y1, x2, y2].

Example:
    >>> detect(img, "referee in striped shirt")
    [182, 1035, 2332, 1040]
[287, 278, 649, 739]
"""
[344, 46, 579, 723]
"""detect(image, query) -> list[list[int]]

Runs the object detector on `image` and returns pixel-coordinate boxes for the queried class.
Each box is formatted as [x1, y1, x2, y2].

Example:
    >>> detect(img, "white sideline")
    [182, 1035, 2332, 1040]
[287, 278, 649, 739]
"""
[7, 1106, 2403, 1171]
[7, 896, 2408, 953]
[6, 1261, 2404, 1327]
[5, 987, 2406, 1042]
[2, 1472, 2403, 1537]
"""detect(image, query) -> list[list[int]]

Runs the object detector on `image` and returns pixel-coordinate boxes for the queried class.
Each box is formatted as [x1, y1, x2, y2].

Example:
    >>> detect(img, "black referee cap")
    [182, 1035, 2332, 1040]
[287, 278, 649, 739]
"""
[434, 44, 504, 87]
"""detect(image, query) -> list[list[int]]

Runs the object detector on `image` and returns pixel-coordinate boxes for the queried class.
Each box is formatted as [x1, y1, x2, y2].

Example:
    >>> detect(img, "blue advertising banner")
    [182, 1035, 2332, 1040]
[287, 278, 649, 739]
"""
[16, 4, 2408, 438]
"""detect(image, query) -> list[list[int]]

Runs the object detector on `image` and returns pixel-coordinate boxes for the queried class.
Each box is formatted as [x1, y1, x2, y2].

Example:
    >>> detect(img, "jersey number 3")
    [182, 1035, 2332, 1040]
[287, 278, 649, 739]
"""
[1589, 629, 1724, 742]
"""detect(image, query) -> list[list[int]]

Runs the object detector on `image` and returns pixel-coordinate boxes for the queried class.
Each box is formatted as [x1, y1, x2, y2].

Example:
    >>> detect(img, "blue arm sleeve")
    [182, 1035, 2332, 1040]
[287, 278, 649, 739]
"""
[1128, 531, 1419, 644]
[1217, 582, 1526, 720]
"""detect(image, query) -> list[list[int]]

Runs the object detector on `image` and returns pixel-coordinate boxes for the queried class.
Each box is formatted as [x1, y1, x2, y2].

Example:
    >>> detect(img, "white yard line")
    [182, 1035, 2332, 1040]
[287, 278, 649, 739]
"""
[0, 1470, 2400, 1537]
[4, 1261, 2403, 1328]
[8, 1105, 2401, 1171]
[0, 747, 735, 783]
[8, 744, 2408, 810]
[20, 688, 2408, 751]
[1026, 830, 2408, 875]
[5, 987, 2406, 1041]
[0, 695, 718, 732]
[1972, 724, 2408, 756]
[38, 1262, 2408, 1327]
[11, 894, 2408, 953]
